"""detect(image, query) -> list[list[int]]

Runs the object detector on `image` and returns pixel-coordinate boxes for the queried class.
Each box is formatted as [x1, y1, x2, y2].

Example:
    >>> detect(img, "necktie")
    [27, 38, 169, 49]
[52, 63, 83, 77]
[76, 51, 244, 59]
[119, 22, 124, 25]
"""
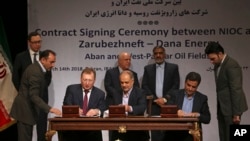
[33, 53, 37, 63]
[82, 90, 89, 115]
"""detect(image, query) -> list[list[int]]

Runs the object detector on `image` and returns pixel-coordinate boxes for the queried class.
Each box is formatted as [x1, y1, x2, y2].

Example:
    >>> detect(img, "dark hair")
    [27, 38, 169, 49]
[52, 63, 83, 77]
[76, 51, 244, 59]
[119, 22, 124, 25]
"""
[39, 49, 56, 60]
[153, 46, 165, 53]
[81, 67, 96, 79]
[27, 31, 41, 41]
[205, 41, 224, 54]
[185, 72, 201, 86]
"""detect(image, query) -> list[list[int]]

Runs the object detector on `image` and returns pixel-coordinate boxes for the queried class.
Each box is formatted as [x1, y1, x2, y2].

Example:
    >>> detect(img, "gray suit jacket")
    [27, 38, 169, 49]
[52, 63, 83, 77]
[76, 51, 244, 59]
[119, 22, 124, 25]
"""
[215, 55, 248, 116]
[12, 50, 52, 93]
[10, 62, 51, 125]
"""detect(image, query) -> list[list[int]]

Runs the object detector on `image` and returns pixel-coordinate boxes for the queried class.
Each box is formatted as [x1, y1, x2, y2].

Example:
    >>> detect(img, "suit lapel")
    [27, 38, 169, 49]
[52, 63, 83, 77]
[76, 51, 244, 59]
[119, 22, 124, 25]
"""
[177, 90, 185, 108]
[76, 85, 83, 107]
[88, 87, 95, 107]
[152, 64, 157, 92]
[192, 94, 199, 112]
[128, 88, 136, 105]
[24, 51, 32, 65]
[216, 55, 229, 82]
[114, 67, 122, 89]
[163, 62, 168, 93]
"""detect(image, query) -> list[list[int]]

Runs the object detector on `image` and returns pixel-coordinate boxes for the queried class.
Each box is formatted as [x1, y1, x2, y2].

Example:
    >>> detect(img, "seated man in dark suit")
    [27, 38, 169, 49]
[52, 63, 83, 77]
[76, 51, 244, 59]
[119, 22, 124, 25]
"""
[62, 67, 107, 141]
[164, 72, 211, 141]
[111, 70, 150, 141]
[104, 52, 140, 141]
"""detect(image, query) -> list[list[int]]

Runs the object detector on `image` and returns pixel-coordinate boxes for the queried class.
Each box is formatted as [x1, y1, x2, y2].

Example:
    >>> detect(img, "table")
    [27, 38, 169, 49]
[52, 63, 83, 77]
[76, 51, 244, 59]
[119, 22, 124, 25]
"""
[46, 116, 201, 141]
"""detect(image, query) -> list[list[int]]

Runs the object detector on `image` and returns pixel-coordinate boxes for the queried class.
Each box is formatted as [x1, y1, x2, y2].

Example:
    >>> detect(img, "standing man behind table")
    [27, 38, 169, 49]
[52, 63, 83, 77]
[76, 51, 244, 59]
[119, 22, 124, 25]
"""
[63, 67, 106, 141]
[12, 31, 52, 141]
[205, 42, 248, 141]
[142, 46, 180, 141]
[10, 50, 61, 141]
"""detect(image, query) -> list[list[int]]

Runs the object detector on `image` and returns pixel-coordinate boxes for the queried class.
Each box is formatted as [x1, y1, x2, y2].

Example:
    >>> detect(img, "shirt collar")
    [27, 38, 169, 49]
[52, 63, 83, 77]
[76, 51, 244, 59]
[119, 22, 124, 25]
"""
[82, 88, 92, 93]
[29, 49, 39, 56]
[38, 61, 46, 73]
[184, 91, 195, 100]
[156, 62, 165, 68]
[123, 87, 133, 97]
[220, 54, 226, 65]
[118, 66, 123, 73]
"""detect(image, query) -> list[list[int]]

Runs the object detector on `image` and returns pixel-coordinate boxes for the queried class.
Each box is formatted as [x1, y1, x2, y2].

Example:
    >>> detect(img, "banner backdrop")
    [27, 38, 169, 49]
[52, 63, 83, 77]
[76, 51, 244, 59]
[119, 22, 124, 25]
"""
[28, 0, 250, 140]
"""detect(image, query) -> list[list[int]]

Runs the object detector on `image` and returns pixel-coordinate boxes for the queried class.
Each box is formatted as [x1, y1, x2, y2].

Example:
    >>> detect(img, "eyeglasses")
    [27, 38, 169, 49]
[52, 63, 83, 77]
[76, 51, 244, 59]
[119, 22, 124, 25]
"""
[30, 40, 42, 44]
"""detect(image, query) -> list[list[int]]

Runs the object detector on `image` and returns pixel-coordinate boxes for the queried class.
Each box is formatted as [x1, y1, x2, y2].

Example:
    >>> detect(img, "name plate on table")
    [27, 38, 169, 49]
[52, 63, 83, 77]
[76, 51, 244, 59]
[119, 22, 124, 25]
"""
[62, 105, 79, 118]
[109, 105, 126, 117]
[160, 105, 178, 118]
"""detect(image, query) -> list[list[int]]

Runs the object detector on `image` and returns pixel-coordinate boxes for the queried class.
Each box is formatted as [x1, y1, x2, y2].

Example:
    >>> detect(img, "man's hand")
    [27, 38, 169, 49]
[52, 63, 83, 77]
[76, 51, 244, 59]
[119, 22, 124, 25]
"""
[177, 109, 185, 117]
[50, 108, 62, 116]
[86, 109, 100, 117]
[233, 115, 241, 124]
[79, 108, 83, 115]
[154, 98, 166, 106]
[124, 105, 132, 112]
[177, 110, 200, 118]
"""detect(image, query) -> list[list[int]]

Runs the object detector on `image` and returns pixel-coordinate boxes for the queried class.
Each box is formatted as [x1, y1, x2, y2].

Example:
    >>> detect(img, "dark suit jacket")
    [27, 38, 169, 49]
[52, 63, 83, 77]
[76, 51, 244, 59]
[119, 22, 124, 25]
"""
[215, 55, 248, 116]
[63, 84, 106, 141]
[10, 62, 51, 125]
[104, 67, 140, 106]
[165, 89, 211, 141]
[113, 87, 146, 115]
[111, 87, 149, 141]
[63, 84, 107, 115]
[142, 62, 180, 115]
[12, 50, 52, 94]
[169, 89, 211, 124]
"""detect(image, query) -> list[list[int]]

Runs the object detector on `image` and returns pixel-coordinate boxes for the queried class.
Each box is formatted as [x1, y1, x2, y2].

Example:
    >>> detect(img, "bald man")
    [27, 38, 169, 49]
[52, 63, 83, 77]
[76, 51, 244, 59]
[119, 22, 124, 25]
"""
[104, 52, 140, 141]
